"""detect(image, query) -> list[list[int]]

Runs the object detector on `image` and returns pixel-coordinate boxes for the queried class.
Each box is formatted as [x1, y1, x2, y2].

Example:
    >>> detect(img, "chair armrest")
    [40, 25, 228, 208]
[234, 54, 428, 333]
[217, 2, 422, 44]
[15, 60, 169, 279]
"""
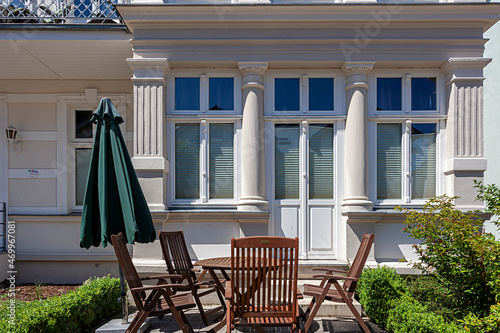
[225, 284, 233, 300]
[311, 267, 349, 275]
[130, 283, 188, 292]
[165, 268, 201, 273]
[312, 274, 358, 282]
[140, 274, 182, 281]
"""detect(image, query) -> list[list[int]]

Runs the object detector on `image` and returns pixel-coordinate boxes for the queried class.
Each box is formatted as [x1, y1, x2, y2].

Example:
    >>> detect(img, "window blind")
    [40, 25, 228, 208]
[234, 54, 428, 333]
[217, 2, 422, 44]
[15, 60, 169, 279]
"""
[175, 124, 200, 199]
[411, 124, 436, 199]
[75, 148, 92, 206]
[309, 124, 333, 199]
[377, 124, 402, 199]
[209, 124, 234, 199]
[275, 124, 300, 199]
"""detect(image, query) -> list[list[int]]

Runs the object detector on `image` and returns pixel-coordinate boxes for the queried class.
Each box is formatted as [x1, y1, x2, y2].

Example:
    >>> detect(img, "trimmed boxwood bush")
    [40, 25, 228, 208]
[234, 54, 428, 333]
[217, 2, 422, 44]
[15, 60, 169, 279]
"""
[387, 295, 464, 333]
[356, 266, 406, 329]
[0, 276, 120, 333]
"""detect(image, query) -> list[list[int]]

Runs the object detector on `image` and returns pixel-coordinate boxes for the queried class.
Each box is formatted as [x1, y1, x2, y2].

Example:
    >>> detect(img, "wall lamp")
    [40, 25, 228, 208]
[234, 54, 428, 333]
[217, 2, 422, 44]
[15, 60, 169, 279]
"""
[5, 125, 21, 153]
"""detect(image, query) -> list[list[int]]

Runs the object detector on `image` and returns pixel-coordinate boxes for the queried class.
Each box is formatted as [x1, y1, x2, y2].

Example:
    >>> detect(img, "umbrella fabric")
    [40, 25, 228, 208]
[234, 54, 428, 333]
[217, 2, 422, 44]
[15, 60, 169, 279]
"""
[80, 98, 156, 249]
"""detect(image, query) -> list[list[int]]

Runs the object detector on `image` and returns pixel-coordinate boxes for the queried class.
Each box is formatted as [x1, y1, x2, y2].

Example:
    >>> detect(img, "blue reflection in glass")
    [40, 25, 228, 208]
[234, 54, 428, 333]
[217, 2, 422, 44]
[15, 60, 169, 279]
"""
[412, 78, 436, 110]
[209, 78, 234, 111]
[377, 78, 402, 111]
[309, 78, 334, 111]
[175, 78, 200, 110]
[275, 78, 300, 111]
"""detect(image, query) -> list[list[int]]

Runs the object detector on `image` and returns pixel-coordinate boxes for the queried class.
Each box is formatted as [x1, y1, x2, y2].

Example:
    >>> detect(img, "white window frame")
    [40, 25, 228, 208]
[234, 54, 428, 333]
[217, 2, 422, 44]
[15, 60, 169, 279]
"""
[369, 118, 445, 207]
[59, 95, 127, 213]
[369, 70, 445, 117]
[266, 69, 343, 116]
[167, 118, 240, 207]
[167, 70, 241, 115]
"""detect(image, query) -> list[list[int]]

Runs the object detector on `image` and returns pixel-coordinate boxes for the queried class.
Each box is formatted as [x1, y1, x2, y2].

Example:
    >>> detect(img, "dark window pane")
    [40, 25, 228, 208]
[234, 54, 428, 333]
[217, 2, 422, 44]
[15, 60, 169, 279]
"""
[309, 78, 334, 111]
[175, 78, 200, 110]
[412, 77, 437, 110]
[209, 78, 234, 111]
[75, 110, 93, 138]
[377, 78, 402, 111]
[75, 148, 92, 206]
[275, 78, 300, 111]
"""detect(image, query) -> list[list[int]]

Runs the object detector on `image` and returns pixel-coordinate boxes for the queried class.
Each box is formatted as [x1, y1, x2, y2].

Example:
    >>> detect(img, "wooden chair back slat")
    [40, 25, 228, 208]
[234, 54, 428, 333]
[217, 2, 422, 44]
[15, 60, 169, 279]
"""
[344, 233, 375, 293]
[111, 233, 142, 291]
[230, 236, 299, 322]
[159, 231, 196, 280]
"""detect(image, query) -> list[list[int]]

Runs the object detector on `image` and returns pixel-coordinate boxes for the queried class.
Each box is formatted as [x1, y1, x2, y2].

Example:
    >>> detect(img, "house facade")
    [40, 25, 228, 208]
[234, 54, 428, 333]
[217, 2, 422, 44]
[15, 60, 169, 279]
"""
[0, 0, 498, 283]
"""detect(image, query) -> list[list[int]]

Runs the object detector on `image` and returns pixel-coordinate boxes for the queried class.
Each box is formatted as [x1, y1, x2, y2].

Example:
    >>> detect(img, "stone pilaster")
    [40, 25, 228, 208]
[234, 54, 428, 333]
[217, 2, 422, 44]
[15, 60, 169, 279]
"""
[341, 62, 375, 212]
[442, 57, 491, 208]
[237, 62, 268, 212]
[127, 58, 170, 211]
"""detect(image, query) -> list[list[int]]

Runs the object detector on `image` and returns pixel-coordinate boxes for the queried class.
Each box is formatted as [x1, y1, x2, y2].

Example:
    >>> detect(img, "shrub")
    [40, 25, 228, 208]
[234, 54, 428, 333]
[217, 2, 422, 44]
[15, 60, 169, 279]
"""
[463, 303, 500, 333]
[0, 276, 121, 333]
[387, 295, 465, 333]
[356, 266, 406, 329]
[399, 195, 500, 318]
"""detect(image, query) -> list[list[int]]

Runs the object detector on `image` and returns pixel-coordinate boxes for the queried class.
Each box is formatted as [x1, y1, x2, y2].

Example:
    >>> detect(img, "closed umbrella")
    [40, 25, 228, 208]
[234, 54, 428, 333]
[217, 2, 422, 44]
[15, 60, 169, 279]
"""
[80, 97, 156, 323]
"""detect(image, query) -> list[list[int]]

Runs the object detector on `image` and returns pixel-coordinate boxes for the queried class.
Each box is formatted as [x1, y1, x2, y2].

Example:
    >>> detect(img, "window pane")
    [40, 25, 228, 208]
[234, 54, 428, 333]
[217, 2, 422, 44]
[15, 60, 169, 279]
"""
[309, 124, 333, 199]
[411, 123, 436, 199]
[75, 148, 92, 206]
[175, 78, 200, 110]
[275, 78, 300, 111]
[309, 78, 334, 111]
[175, 124, 200, 199]
[209, 124, 234, 199]
[75, 110, 93, 138]
[377, 124, 402, 200]
[209, 78, 234, 111]
[412, 77, 437, 110]
[275, 124, 300, 199]
[377, 78, 402, 111]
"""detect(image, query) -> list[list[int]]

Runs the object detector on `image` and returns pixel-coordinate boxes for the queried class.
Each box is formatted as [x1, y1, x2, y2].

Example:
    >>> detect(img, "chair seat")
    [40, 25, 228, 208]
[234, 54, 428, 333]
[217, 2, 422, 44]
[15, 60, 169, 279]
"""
[150, 292, 196, 315]
[303, 284, 353, 303]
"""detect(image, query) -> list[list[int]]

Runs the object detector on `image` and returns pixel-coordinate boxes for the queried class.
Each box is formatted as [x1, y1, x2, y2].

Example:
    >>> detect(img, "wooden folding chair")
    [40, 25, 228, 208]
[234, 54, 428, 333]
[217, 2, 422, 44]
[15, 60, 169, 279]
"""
[302, 233, 375, 333]
[111, 233, 196, 333]
[158, 230, 225, 325]
[226, 236, 301, 333]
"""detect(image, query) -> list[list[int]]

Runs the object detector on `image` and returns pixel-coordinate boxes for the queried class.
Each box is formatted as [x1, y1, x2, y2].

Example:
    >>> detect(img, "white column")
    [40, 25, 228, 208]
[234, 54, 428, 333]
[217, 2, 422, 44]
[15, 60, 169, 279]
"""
[442, 57, 490, 209]
[237, 62, 268, 212]
[127, 58, 170, 211]
[342, 62, 374, 212]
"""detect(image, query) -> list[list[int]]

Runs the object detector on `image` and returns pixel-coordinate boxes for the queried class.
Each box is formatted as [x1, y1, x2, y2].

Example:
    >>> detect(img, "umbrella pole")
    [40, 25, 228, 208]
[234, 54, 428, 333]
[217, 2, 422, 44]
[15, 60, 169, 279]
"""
[119, 266, 129, 324]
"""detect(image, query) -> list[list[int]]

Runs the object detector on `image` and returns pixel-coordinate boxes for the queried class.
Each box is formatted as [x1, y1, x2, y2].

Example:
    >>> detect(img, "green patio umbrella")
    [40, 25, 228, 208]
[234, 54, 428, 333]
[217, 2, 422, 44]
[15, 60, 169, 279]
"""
[80, 97, 156, 323]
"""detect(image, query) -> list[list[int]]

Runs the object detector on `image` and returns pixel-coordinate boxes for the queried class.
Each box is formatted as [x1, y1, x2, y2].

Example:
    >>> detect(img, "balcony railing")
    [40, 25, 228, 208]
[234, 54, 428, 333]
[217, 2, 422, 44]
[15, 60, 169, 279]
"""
[0, 203, 6, 252]
[0, 0, 127, 24]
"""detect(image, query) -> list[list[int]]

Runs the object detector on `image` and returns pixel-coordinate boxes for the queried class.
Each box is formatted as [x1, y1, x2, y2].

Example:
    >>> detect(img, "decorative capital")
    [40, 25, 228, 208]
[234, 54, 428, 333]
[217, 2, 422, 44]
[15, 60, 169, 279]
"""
[238, 62, 268, 90]
[342, 62, 375, 90]
[127, 58, 170, 83]
[441, 57, 490, 86]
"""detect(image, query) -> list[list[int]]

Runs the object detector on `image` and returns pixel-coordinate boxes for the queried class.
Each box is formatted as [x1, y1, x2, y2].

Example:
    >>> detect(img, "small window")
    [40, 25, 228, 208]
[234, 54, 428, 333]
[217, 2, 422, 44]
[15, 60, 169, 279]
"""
[75, 148, 92, 206]
[275, 78, 300, 111]
[75, 110, 93, 138]
[377, 78, 402, 111]
[411, 77, 436, 111]
[175, 78, 200, 110]
[209, 78, 234, 111]
[309, 78, 334, 111]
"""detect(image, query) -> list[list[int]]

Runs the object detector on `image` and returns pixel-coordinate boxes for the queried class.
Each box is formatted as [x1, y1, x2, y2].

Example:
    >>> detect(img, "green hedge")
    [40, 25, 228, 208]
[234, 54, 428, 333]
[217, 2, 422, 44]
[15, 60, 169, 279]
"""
[0, 276, 121, 333]
[386, 295, 464, 333]
[356, 266, 406, 329]
[463, 303, 500, 333]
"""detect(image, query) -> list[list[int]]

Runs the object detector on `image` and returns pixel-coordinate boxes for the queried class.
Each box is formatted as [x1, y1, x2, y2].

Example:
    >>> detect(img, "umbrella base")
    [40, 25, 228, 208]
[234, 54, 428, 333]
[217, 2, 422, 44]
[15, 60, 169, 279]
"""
[96, 317, 152, 333]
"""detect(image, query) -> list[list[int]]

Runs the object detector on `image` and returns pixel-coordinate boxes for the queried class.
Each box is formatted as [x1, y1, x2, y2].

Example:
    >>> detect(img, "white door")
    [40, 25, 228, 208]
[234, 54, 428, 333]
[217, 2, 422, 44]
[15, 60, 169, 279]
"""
[270, 121, 336, 259]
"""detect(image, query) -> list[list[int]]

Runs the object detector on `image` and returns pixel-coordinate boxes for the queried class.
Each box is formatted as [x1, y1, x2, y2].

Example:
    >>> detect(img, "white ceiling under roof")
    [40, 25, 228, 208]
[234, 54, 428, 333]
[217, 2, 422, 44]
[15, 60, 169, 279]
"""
[0, 29, 133, 80]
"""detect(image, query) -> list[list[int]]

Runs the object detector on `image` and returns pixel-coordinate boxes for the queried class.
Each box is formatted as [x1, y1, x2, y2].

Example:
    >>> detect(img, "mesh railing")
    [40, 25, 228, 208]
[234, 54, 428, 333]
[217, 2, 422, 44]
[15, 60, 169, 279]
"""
[0, 0, 127, 24]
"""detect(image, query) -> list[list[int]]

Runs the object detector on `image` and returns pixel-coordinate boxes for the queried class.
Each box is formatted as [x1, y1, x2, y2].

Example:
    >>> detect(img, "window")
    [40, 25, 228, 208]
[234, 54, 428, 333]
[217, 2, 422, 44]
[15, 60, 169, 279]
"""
[273, 75, 335, 113]
[376, 121, 437, 203]
[375, 74, 439, 114]
[274, 123, 334, 200]
[174, 122, 235, 203]
[72, 110, 94, 207]
[174, 75, 235, 113]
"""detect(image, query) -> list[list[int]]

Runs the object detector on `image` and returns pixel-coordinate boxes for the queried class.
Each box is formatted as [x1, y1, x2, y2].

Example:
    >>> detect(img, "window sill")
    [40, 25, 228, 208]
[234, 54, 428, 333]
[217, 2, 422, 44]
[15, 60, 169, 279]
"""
[165, 209, 270, 224]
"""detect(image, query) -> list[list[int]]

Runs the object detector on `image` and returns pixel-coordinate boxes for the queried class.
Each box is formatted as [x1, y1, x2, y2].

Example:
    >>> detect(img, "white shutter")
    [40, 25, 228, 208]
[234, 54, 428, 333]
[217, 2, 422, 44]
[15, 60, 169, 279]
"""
[309, 124, 333, 199]
[209, 124, 234, 199]
[275, 124, 300, 199]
